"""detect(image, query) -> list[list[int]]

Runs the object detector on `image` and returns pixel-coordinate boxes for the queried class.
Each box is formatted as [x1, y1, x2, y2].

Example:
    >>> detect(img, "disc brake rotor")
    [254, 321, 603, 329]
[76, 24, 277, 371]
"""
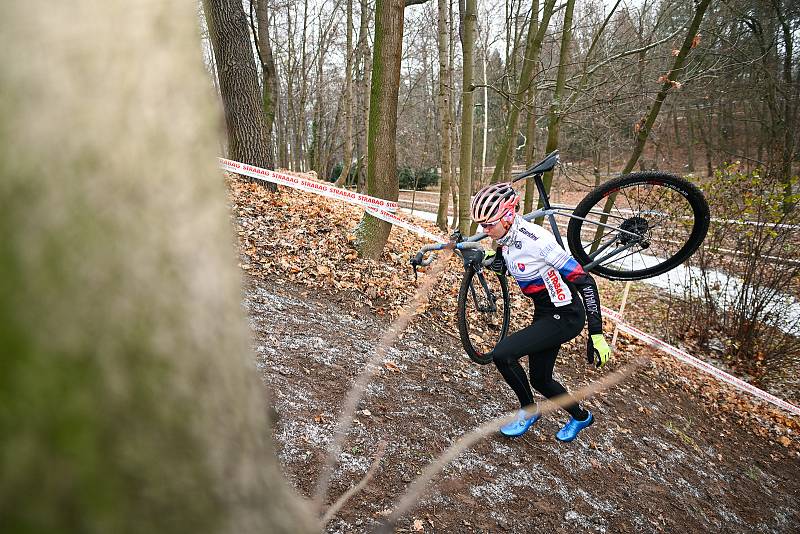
[618, 216, 649, 245]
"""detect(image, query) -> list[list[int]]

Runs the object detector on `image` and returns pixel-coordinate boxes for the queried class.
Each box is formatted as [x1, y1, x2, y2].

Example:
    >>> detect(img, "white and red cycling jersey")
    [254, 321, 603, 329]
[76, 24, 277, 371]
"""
[496, 216, 603, 334]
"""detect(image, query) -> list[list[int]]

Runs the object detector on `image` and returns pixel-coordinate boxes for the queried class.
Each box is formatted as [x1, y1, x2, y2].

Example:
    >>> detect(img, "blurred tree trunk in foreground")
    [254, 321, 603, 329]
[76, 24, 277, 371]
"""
[0, 1, 314, 532]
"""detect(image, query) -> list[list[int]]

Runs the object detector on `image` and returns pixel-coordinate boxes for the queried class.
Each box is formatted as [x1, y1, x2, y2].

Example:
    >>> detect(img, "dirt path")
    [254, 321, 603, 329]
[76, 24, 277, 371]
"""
[244, 275, 800, 534]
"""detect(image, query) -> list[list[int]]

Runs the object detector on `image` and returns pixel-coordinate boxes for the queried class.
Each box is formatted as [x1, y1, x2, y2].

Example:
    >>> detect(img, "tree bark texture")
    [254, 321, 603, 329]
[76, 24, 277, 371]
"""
[255, 0, 279, 167]
[458, 0, 477, 234]
[355, 0, 405, 258]
[204, 0, 274, 181]
[0, 1, 314, 532]
[436, 0, 453, 231]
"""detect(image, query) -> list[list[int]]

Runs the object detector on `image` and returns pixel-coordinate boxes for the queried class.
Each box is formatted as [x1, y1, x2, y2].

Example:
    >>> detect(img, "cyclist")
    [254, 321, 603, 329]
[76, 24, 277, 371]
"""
[471, 182, 611, 442]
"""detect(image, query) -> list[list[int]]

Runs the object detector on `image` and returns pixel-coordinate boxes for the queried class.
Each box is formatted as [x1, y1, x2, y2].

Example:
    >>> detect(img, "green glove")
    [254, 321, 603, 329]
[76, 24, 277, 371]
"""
[483, 248, 505, 274]
[587, 334, 611, 368]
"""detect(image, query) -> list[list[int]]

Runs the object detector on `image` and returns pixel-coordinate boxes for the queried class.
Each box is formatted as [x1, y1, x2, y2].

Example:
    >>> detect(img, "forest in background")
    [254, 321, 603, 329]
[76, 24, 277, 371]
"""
[201, 0, 798, 191]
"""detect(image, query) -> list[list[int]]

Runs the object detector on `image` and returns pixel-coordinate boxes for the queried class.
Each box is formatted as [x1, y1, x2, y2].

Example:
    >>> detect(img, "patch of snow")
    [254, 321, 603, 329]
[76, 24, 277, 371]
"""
[335, 451, 371, 474]
[445, 450, 497, 474]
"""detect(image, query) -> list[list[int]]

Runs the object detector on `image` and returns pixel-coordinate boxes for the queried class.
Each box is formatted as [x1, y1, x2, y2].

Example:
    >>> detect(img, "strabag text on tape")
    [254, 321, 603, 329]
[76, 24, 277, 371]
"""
[220, 158, 400, 213]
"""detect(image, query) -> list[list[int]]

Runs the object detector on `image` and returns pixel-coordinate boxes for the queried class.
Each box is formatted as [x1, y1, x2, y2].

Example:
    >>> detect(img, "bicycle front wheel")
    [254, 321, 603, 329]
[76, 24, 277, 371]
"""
[566, 172, 710, 281]
[456, 267, 511, 365]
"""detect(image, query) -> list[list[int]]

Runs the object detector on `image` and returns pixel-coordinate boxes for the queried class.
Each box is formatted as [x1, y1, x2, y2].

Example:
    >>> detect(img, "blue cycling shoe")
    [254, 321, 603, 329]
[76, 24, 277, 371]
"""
[556, 412, 594, 442]
[500, 408, 541, 437]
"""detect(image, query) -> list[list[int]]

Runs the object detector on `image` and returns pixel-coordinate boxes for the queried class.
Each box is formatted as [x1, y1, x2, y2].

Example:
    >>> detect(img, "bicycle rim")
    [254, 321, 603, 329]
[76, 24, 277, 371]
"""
[567, 172, 709, 281]
[457, 268, 510, 364]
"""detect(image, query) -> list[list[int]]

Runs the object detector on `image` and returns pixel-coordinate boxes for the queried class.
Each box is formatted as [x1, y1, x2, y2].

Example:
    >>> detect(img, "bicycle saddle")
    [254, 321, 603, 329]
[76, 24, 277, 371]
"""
[528, 149, 560, 174]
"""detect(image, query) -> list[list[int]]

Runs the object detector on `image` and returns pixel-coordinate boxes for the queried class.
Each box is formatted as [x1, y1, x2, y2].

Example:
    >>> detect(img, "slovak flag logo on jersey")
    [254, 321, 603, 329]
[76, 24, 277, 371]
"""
[517, 263, 526, 272]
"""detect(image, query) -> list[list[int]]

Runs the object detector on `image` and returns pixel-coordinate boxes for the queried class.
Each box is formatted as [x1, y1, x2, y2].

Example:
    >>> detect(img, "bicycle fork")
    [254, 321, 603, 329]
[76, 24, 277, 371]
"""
[468, 269, 497, 313]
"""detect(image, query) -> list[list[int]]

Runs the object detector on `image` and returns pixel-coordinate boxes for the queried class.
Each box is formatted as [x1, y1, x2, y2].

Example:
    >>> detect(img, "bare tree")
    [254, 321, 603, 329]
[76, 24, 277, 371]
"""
[458, 0, 478, 234]
[490, 0, 556, 185]
[621, 0, 712, 175]
[204, 0, 274, 184]
[436, 0, 453, 230]
[538, 0, 576, 208]
[356, 0, 373, 192]
[335, 0, 356, 186]
[354, 0, 406, 258]
[254, 0, 279, 165]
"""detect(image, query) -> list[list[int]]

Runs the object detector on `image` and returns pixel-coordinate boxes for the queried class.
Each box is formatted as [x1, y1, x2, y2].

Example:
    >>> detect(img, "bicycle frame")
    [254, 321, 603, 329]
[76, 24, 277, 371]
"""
[410, 149, 646, 274]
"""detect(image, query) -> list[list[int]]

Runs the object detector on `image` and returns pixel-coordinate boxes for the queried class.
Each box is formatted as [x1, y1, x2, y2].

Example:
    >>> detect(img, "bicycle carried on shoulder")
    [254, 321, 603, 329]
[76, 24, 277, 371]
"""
[410, 150, 710, 365]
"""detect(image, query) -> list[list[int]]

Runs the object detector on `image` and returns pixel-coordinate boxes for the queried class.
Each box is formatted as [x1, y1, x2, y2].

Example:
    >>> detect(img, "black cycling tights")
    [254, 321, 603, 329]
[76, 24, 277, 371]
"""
[491, 311, 589, 421]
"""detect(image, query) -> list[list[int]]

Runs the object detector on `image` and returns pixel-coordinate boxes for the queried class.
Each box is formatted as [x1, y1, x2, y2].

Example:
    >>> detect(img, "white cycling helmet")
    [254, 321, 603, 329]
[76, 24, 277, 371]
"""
[470, 182, 519, 224]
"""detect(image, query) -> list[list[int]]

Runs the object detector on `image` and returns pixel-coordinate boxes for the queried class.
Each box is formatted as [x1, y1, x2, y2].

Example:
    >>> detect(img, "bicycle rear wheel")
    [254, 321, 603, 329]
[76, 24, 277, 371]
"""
[566, 172, 710, 281]
[457, 267, 511, 365]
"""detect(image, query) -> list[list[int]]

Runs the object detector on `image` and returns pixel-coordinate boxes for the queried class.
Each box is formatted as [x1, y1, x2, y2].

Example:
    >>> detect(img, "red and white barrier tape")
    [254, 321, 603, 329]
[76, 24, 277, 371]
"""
[602, 306, 800, 417]
[220, 158, 448, 244]
[362, 206, 448, 244]
[219, 158, 400, 213]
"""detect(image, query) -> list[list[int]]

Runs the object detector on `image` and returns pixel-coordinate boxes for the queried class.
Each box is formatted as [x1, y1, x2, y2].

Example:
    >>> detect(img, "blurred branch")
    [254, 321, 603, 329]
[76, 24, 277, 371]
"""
[379, 358, 646, 529]
[320, 440, 388, 526]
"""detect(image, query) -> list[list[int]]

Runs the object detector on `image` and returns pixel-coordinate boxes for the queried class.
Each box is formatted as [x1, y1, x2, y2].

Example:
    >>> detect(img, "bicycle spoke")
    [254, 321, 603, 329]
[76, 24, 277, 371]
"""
[567, 173, 708, 281]
[461, 271, 508, 358]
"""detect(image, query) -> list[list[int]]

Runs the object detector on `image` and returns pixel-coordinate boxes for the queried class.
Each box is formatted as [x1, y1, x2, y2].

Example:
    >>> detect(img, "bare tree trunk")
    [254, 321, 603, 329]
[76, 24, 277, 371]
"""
[335, 0, 356, 187]
[0, 1, 315, 531]
[204, 0, 274, 187]
[255, 0, 278, 166]
[312, 14, 326, 178]
[436, 0, 453, 230]
[522, 0, 540, 213]
[354, 0, 405, 258]
[299, 0, 310, 171]
[480, 35, 488, 189]
[276, 74, 290, 168]
[356, 0, 372, 193]
[538, 0, 576, 214]
[458, 0, 477, 234]
[449, 0, 459, 229]
[286, 4, 300, 170]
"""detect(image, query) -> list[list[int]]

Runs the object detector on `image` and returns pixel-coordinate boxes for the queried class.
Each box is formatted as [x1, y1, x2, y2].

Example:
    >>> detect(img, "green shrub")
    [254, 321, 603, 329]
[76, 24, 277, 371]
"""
[398, 166, 440, 190]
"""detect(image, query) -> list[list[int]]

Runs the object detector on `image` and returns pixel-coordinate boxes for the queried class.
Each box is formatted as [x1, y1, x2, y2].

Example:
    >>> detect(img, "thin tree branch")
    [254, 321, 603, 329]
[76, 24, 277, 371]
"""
[320, 440, 388, 526]
[312, 248, 455, 512]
